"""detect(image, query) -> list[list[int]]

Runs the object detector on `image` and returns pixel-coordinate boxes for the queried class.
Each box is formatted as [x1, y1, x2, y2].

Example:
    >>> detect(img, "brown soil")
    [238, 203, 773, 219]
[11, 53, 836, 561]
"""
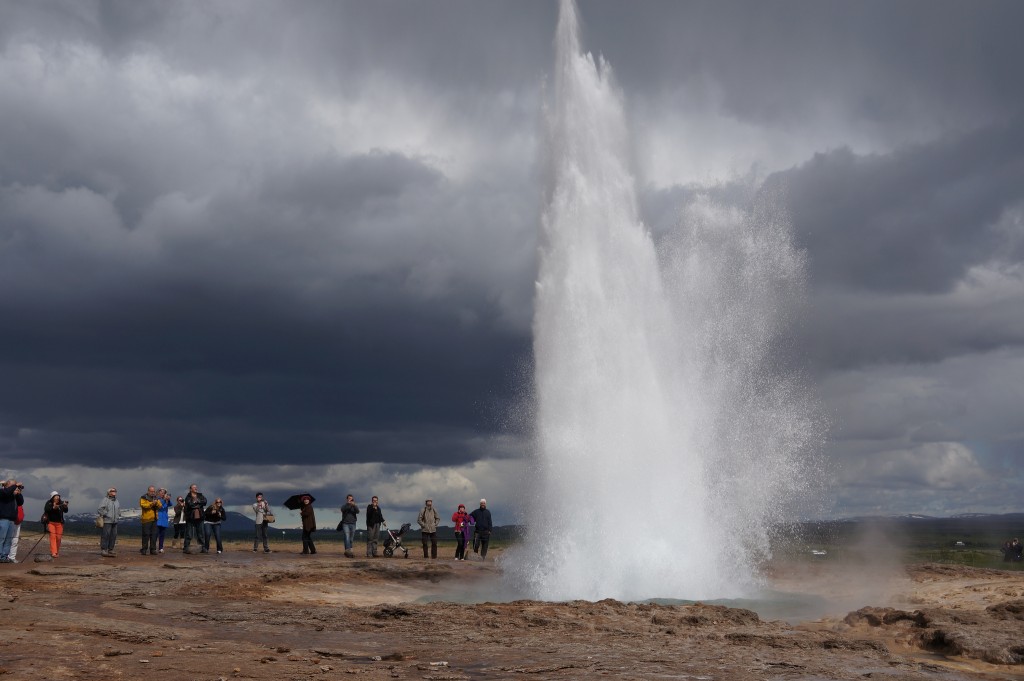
[1, 535, 1022, 680]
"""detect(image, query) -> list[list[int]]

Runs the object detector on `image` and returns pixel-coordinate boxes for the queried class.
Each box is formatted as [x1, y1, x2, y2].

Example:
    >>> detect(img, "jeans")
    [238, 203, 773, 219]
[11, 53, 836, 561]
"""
[254, 522, 269, 550]
[100, 522, 118, 552]
[203, 523, 223, 552]
[0, 518, 14, 559]
[157, 525, 167, 550]
[9, 523, 20, 560]
[455, 532, 467, 560]
[184, 520, 203, 551]
[339, 522, 356, 550]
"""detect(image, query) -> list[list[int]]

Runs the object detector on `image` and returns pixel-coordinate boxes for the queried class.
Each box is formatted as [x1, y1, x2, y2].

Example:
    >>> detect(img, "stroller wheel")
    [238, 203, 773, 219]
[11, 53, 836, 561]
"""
[383, 547, 393, 557]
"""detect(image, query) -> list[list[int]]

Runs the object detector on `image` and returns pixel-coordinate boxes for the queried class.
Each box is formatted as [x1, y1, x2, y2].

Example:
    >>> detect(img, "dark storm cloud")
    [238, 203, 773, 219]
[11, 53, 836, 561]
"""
[3, 0, 1024, 518]
[0, 111, 536, 469]
[772, 118, 1024, 294]
[575, 0, 1024, 130]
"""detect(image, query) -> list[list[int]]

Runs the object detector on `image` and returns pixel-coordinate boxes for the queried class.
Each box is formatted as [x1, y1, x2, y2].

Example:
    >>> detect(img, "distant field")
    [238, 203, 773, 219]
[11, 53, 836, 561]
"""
[41, 515, 1024, 569]
[773, 515, 1024, 570]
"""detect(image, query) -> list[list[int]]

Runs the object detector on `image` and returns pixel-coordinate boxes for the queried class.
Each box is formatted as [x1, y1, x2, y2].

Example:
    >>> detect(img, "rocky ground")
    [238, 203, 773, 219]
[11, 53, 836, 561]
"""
[0, 534, 1022, 680]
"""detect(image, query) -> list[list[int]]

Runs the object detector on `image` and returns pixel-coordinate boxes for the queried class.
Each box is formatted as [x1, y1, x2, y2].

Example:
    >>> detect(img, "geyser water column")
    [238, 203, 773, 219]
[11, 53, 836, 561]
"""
[513, 0, 821, 602]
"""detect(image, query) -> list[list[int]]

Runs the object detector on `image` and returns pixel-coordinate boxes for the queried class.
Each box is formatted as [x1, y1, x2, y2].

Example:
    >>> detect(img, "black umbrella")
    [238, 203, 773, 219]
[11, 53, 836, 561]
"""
[282, 493, 316, 510]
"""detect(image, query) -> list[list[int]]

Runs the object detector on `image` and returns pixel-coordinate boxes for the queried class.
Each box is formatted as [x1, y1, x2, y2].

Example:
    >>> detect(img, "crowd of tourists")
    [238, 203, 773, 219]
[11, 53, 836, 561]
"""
[0, 478, 494, 563]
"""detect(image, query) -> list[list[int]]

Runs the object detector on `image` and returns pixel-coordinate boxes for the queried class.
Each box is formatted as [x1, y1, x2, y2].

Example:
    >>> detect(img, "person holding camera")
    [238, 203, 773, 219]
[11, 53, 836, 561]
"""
[252, 492, 271, 553]
[155, 489, 172, 553]
[139, 486, 164, 555]
[97, 487, 120, 557]
[172, 495, 187, 548]
[203, 498, 227, 554]
[0, 479, 25, 563]
[44, 491, 70, 558]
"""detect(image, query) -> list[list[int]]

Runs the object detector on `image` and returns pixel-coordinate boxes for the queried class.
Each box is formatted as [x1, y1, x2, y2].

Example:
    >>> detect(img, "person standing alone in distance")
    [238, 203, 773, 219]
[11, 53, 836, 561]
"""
[339, 495, 359, 558]
[417, 499, 440, 559]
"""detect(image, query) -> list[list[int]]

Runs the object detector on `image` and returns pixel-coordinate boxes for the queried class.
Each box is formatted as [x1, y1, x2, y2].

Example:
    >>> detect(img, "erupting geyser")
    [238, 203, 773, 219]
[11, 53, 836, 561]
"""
[510, 0, 822, 601]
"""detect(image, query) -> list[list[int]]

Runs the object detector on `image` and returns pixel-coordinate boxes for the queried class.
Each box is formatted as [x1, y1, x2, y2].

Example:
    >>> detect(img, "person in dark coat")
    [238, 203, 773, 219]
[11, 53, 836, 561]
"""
[0, 479, 24, 563]
[182, 484, 207, 554]
[365, 496, 384, 557]
[203, 498, 227, 554]
[470, 498, 493, 560]
[339, 495, 359, 558]
[300, 496, 317, 555]
[44, 491, 69, 558]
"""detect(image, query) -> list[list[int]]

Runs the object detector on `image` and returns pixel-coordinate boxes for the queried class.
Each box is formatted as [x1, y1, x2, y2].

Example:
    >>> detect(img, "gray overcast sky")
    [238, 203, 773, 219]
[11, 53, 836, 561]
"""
[2, 0, 1023, 525]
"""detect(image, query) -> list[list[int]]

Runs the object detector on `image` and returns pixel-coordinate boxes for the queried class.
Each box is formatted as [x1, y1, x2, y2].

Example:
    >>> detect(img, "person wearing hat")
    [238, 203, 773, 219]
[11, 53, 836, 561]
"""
[97, 487, 120, 557]
[43, 491, 69, 558]
[417, 499, 440, 559]
[470, 498, 493, 560]
[451, 503, 474, 561]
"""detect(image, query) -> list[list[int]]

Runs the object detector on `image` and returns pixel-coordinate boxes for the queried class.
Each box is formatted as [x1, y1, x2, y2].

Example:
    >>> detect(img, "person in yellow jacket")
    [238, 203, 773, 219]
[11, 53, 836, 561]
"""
[139, 486, 164, 556]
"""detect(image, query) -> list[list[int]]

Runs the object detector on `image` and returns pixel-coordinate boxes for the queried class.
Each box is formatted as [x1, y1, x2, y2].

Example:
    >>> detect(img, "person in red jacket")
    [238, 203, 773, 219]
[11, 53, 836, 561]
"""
[451, 504, 474, 561]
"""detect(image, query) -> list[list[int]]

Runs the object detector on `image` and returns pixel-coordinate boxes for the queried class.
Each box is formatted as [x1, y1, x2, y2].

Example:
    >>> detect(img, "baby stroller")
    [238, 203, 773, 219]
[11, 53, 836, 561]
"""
[382, 522, 411, 558]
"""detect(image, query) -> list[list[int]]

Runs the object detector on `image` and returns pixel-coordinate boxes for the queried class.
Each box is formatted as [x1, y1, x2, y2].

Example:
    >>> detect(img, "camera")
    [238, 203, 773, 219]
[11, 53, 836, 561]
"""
[16, 484, 24, 490]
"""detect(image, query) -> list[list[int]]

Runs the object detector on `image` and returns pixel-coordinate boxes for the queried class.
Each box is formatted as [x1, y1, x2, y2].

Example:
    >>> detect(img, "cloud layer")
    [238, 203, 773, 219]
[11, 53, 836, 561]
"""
[2, 0, 1023, 523]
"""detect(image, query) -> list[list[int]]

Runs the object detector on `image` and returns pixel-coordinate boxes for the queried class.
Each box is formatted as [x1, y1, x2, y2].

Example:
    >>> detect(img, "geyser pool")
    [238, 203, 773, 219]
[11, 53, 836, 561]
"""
[508, 0, 822, 602]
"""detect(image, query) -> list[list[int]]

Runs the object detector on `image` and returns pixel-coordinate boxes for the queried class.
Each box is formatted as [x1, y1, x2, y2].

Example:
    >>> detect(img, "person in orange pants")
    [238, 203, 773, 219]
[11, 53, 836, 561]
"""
[44, 492, 69, 558]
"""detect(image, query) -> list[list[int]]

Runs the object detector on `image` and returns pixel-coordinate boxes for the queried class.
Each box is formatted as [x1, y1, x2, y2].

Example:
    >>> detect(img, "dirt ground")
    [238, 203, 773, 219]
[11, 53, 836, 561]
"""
[1, 534, 1022, 680]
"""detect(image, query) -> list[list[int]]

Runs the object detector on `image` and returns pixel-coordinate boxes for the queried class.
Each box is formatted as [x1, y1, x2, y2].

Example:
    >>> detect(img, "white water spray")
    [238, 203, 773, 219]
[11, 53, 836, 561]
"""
[511, 0, 822, 601]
